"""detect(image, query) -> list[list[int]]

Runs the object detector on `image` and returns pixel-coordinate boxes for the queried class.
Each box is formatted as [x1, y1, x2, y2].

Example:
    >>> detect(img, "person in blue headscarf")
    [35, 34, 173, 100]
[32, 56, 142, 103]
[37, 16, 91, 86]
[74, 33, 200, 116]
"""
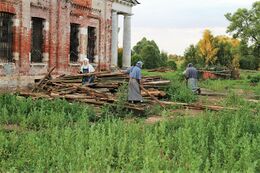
[127, 61, 143, 103]
[183, 63, 201, 94]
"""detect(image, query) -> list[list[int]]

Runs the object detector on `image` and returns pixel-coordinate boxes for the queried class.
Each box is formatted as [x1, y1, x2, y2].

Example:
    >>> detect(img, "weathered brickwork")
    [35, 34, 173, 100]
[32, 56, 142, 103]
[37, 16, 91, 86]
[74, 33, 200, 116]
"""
[0, 0, 113, 88]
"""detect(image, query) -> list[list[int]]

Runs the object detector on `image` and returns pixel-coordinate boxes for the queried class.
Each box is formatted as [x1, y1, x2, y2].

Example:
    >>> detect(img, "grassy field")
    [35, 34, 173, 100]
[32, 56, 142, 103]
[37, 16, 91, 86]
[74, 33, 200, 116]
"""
[0, 70, 260, 172]
[143, 70, 260, 99]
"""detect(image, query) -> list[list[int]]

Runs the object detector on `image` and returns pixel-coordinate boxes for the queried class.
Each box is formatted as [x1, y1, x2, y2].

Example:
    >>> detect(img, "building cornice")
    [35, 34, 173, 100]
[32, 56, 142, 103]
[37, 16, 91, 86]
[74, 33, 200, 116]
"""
[71, 3, 101, 14]
[113, 0, 140, 7]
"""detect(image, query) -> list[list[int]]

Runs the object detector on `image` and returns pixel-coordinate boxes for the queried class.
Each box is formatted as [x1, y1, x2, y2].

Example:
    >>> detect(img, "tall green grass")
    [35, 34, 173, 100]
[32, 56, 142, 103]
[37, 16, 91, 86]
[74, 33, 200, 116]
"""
[0, 94, 260, 172]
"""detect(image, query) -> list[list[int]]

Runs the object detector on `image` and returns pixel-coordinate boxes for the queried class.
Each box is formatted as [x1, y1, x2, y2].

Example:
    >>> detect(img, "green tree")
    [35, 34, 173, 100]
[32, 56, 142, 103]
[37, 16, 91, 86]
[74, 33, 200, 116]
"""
[183, 44, 202, 67]
[215, 36, 240, 69]
[160, 51, 169, 67]
[132, 37, 149, 55]
[183, 31, 241, 69]
[131, 54, 142, 66]
[140, 44, 161, 69]
[239, 41, 259, 70]
[225, 1, 260, 69]
[132, 37, 171, 69]
[225, 2, 260, 48]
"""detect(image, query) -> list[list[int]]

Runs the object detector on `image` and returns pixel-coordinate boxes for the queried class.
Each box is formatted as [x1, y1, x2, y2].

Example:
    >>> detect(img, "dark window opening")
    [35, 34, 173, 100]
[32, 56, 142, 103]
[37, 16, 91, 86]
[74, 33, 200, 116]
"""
[87, 27, 96, 63]
[70, 23, 80, 63]
[0, 12, 13, 63]
[31, 17, 44, 63]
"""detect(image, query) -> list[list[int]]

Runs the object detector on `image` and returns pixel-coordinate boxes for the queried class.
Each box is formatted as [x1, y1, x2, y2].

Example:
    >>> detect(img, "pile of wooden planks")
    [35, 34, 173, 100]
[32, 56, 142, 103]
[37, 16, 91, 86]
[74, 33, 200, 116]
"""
[21, 69, 171, 112]
[18, 67, 244, 113]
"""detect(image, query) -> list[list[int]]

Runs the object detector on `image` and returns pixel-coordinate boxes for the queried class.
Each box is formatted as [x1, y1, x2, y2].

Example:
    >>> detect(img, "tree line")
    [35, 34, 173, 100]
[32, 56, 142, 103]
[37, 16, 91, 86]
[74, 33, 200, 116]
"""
[118, 1, 259, 70]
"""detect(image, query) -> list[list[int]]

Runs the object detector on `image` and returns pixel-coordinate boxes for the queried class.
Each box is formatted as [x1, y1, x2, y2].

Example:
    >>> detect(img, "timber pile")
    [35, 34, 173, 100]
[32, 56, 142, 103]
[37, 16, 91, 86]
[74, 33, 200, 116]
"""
[18, 67, 244, 113]
[20, 69, 171, 112]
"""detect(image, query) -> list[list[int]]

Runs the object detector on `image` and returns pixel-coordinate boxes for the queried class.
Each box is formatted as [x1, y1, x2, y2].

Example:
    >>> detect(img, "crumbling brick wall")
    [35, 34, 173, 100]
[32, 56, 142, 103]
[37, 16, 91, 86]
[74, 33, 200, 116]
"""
[0, 0, 112, 88]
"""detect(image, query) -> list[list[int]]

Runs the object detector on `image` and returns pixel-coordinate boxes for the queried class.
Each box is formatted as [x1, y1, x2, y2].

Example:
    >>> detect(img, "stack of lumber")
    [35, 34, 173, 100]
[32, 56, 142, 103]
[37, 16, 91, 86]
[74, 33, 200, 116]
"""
[20, 68, 170, 112]
[18, 67, 242, 113]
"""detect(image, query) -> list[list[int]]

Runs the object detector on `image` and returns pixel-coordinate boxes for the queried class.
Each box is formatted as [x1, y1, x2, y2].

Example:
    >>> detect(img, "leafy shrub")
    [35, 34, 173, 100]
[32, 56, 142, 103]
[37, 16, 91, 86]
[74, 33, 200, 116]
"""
[100, 84, 132, 118]
[0, 94, 96, 129]
[167, 61, 177, 70]
[240, 56, 259, 70]
[249, 75, 260, 84]
[166, 81, 198, 103]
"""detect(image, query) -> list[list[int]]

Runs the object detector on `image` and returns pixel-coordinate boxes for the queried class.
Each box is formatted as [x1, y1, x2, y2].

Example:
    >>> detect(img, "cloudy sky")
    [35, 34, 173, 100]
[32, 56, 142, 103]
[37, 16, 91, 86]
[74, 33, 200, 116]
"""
[118, 0, 256, 55]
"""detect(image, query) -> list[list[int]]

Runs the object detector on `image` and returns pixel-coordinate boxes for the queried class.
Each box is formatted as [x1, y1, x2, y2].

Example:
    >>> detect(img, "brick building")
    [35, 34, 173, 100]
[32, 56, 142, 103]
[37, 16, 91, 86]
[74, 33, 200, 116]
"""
[0, 0, 138, 88]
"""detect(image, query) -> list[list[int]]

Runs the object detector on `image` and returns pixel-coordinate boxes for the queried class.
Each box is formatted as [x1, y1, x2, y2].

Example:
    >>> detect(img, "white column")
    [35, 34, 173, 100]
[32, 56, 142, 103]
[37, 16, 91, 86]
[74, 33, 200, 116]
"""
[111, 11, 118, 67]
[122, 14, 131, 68]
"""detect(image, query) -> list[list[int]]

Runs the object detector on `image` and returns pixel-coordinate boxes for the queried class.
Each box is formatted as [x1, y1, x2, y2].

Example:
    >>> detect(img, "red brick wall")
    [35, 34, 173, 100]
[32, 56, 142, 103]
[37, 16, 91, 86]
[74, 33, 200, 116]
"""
[72, 0, 92, 7]
[0, 2, 16, 14]
[0, 0, 112, 79]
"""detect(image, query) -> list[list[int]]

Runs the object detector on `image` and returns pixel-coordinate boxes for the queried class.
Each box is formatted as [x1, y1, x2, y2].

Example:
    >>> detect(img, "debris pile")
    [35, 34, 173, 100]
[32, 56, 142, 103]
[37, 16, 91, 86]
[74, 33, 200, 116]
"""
[18, 67, 242, 113]
[19, 67, 171, 112]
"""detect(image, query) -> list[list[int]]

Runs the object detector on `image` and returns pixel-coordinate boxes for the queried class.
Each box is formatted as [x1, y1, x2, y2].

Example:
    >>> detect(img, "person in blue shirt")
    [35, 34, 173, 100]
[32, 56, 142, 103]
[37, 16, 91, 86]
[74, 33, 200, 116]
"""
[127, 61, 143, 103]
[183, 63, 201, 94]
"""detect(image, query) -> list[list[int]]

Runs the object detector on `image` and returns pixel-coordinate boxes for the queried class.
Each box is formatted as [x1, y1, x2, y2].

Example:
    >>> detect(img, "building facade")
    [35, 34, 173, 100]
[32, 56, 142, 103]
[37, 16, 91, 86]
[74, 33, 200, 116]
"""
[0, 0, 138, 88]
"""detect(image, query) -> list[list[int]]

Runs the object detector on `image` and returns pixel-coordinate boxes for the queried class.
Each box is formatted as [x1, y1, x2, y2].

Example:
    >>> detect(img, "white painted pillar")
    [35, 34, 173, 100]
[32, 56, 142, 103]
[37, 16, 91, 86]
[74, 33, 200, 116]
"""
[111, 11, 118, 67]
[122, 14, 131, 68]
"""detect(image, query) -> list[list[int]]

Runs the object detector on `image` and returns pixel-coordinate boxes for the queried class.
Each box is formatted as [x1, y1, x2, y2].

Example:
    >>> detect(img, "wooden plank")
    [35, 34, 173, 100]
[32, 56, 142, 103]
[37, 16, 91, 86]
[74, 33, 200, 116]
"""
[32, 66, 56, 92]
[140, 85, 165, 108]
[160, 101, 237, 111]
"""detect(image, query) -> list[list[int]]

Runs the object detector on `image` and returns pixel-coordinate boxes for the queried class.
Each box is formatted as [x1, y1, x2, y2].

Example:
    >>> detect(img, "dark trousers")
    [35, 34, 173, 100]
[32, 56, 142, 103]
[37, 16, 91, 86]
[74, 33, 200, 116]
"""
[82, 75, 94, 85]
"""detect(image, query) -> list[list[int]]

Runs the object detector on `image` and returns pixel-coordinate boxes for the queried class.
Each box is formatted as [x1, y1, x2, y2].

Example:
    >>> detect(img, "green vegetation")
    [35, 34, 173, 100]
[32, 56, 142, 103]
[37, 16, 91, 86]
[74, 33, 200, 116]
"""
[1, 2, 259, 171]
[200, 72, 260, 97]
[183, 30, 240, 69]
[130, 38, 176, 69]
[143, 70, 197, 103]
[225, 1, 260, 70]
[181, 1, 259, 70]
[0, 69, 260, 172]
[0, 94, 260, 172]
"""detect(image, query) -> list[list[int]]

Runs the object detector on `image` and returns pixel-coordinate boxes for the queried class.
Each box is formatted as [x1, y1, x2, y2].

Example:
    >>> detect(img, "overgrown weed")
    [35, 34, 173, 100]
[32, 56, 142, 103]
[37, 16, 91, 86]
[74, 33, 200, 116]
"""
[0, 93, 260, 172]
[166, 81, 198, 103]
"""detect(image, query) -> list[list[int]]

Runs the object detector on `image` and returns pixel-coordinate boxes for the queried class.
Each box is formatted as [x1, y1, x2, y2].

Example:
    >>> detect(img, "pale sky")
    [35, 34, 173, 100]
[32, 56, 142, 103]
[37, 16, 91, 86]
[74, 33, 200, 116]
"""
[118, 0, 256, 55]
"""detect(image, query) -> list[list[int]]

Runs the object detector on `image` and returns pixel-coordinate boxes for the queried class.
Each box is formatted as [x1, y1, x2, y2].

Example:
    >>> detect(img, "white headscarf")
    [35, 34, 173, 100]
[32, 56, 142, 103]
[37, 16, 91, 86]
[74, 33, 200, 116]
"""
[83, 58, 89, 62]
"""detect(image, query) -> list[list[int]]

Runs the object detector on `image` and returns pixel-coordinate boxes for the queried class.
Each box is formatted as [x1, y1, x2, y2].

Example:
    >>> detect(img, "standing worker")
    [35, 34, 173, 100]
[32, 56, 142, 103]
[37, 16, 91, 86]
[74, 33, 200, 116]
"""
[127, 61, 144, 103]
[80, 58, 95, 85]
[183, 63, 201, 94]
